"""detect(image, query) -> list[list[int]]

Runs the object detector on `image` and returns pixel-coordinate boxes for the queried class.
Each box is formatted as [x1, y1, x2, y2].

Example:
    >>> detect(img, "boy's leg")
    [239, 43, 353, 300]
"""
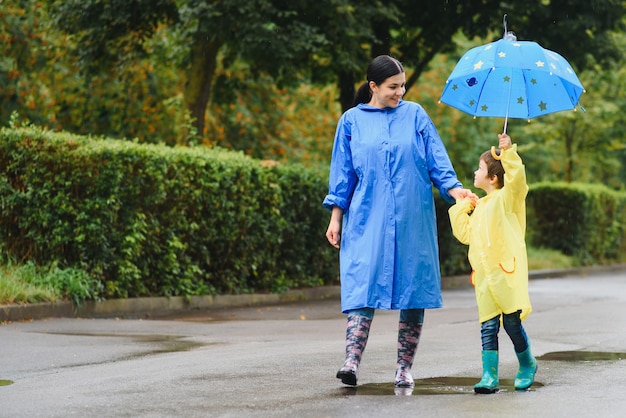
[503, 311, 537, 390]
[475, 315, 500, 394]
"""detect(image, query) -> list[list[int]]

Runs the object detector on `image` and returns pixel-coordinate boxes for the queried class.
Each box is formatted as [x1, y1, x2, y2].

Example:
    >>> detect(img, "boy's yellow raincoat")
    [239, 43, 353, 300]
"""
[448, 145, 532, 323]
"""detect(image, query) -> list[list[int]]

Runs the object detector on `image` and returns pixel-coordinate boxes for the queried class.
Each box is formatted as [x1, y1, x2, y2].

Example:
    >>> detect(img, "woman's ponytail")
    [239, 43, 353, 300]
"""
[352, 82, 372, 107]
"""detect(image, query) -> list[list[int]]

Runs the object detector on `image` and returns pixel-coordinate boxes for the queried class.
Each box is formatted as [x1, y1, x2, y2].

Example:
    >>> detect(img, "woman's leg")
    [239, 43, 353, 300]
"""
[394, 309, 424, 387]
[503, 311, 537, 390]
[475, 315, 500, 394]
[336, 308, 374, 386]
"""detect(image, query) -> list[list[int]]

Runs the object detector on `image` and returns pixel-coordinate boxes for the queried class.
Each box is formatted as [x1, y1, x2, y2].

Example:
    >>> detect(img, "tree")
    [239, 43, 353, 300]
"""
[311, 0, 626, 112]
[518, 25, 626, 188]
[47, 0, 326, 140]
[47, 0, 626, 138]
[1, 0, 56, 124]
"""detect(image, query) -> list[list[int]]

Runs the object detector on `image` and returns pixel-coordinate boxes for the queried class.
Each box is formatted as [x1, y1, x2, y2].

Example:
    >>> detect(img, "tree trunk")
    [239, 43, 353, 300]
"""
[183, 34, 222, 142]
[564, 119, 577, 183]
[338, 70, 356, 113]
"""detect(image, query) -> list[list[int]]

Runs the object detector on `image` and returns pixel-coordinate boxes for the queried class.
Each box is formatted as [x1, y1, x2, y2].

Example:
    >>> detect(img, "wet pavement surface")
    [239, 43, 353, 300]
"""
[1, 271, 626, 417]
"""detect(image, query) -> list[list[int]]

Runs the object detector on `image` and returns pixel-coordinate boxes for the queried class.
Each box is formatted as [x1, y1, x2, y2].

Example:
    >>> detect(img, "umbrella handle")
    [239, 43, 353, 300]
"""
[491, 146, 502, 161]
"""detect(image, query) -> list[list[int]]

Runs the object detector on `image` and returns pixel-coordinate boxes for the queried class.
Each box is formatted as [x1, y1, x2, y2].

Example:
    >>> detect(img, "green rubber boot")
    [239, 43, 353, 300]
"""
[474, 350, 499, 394]
[514, 347, 537, 390]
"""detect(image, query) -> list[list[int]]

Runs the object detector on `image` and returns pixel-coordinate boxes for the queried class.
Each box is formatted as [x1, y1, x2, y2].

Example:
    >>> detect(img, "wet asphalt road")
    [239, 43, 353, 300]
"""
[1, 270, 626, 417]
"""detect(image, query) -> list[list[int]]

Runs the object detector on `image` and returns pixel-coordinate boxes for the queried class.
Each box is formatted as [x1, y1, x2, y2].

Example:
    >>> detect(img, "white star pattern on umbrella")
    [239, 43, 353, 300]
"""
[439, 16, 585, 135]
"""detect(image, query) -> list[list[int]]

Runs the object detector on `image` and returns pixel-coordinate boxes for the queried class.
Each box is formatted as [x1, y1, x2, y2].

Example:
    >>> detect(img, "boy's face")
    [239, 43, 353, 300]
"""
[474, 158, 491, 192]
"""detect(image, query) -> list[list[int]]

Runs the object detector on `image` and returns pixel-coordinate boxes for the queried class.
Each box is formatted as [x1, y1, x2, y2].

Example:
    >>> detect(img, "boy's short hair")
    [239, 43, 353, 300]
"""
[480, 150, 505, 189]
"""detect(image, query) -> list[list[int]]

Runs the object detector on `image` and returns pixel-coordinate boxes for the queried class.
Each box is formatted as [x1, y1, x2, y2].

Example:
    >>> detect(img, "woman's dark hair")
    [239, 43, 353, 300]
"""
[352, 55, 405, 107]
[480, 149, 505, 189]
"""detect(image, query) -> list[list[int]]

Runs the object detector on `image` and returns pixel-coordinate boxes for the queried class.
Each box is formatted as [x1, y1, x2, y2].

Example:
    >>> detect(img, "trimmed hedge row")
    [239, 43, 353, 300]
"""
[1, 127, 624, 299]
[527, 182, 626, 265]
[0, 127, 337, 298]
[439, 181, 626, 276]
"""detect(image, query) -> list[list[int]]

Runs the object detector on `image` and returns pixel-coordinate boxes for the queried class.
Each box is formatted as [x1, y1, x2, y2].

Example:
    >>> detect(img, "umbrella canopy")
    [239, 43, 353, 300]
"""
[439, 32, 585, 131]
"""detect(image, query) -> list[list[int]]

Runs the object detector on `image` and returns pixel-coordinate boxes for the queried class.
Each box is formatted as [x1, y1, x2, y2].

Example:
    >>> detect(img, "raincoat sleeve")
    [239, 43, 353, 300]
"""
[448, 199, 474, 245]
[501, 144, 528, 215]
[416, 107, 463, 204]
[323, 113, 357, 211]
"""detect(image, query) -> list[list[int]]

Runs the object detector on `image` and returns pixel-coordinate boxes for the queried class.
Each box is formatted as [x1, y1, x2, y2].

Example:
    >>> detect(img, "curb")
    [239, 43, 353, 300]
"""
[2, 264, 625, 322]
[0, 286, 341, 322]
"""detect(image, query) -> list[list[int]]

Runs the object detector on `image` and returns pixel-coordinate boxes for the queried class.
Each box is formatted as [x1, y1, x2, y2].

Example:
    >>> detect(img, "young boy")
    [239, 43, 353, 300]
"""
[448, 133, 537, 394]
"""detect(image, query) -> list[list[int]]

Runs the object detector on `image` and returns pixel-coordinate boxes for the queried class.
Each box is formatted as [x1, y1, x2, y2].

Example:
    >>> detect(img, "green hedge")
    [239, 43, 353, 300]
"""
[1, 127, 623, 300]
[437, 182, 626, 277]
[0, 127, 337, 298]
[527, 182, 626, 265]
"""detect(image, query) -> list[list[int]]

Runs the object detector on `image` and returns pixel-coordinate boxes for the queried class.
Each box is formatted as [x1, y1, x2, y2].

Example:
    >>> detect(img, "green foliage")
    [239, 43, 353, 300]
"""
[527, 182, 626, 265]
[0, 256, 102, 305]
[526, 246, 575, 271]
[48, 0, 179, 72]
[0, 126, 338, 299]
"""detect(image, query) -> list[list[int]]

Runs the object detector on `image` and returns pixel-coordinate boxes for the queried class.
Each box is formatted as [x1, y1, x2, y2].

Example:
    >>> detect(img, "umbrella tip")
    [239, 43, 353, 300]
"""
[502, 14, 517, 41]
[503, 31, 517, 41]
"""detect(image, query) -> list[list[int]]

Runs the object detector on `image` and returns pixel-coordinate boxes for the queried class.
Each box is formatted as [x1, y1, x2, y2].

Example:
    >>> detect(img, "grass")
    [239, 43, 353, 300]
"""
[526, 246, 576, 271]
[0, 246, 578, 306]
[0, 260, 103, 306]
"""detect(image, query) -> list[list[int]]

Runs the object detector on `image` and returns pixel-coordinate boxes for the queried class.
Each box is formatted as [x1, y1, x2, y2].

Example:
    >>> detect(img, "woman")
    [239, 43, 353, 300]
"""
[323, 55, 475, 387]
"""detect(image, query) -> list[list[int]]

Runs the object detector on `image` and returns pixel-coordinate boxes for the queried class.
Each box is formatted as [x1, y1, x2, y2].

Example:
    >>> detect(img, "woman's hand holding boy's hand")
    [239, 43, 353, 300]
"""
[498, 133, 512, 150]
[449, 187, 479, 207]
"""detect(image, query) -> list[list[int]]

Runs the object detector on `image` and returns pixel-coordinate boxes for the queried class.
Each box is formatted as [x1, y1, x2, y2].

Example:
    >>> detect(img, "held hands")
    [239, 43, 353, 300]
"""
[449, 187, 478, 207]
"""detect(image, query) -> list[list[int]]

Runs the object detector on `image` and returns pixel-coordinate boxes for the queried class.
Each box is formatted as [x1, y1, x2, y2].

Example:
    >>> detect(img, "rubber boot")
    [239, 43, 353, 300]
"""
[394, 321, 422, 387]
[514, 346, 537, 390]
[474, 350, 499, 394]
[336, 314, 372, 386]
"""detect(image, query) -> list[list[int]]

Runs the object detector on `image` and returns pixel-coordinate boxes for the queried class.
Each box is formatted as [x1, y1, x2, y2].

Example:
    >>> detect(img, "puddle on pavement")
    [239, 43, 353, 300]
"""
[0, 380, 14, 387]
[337, 377, 543, 396]
[38, 332, 207, 359]
[537, 351, 625, 362]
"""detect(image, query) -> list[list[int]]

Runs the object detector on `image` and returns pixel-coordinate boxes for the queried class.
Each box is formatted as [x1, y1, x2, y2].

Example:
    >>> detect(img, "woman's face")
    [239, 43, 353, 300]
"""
[369, 72, 406, 109]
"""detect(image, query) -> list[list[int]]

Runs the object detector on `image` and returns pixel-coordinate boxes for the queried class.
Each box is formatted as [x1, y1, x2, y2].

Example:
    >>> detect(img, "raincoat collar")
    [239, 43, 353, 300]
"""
[357, 100, 406, 112]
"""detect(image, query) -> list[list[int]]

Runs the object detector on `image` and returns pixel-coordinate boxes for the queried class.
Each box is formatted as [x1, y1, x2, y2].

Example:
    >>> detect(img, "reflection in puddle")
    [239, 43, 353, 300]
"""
[537, 351, 625, 362]
[337, 377, 543, 396]
[336, 351, 625, 396]
[0, 380, 14, 387]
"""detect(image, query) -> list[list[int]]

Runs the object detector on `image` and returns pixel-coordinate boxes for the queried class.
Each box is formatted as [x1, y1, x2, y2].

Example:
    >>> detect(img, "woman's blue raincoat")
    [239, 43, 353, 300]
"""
[323, 101, 462, 313]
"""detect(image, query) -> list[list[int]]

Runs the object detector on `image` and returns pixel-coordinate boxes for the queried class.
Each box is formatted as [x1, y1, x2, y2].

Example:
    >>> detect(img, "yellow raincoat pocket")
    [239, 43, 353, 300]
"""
[499, 257, 517, 288]
[498, 257, 516, 274]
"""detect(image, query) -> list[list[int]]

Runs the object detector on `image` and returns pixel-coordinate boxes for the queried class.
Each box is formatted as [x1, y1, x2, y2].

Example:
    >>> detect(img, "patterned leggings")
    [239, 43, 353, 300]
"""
[346, 307, 424, 324]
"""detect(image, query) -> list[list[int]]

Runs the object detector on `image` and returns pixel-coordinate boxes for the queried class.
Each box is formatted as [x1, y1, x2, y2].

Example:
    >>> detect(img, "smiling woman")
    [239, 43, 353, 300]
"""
[323, 54, 475, 388]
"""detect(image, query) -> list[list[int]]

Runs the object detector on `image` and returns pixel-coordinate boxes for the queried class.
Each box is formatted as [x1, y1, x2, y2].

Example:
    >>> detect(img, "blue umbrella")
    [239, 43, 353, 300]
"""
[439, 29, 585, 136]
